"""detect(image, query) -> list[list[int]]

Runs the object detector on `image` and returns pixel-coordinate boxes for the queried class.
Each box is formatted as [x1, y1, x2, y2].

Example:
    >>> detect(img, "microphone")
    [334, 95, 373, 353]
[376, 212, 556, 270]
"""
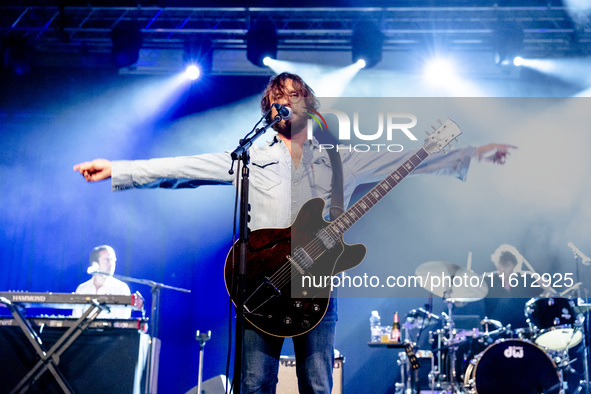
[408, 307, 440, 321]
[87, 262, 99, 274]
[272, 103, 293, 121]
[568, 242, 591, 265]
[87, 263, 112, 276]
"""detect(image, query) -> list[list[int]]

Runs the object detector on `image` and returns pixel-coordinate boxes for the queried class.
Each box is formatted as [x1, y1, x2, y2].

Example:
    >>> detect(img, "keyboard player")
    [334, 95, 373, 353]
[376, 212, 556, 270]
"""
[72, 245, 131, 319]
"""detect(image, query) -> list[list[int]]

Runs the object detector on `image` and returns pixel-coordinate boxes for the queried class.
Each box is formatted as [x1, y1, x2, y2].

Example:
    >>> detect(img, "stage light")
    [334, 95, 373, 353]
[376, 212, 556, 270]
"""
[424, 57, 455, 84]
[111, 21, 143, 69]
[185, 65, 200, 80]
[183, 37, 213, 77]
[355, 59, 366, 69]
[513, 56, 524, 67]
[493, 24, 524, 67]
[351, 21, 384, 69]
[247, 20, 277, 67]
[1, 35, 32, 76]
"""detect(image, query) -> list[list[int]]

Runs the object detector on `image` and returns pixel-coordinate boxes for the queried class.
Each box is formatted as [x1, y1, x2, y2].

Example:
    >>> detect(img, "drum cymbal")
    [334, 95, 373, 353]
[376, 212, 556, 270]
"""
[415, 261, 488, 302]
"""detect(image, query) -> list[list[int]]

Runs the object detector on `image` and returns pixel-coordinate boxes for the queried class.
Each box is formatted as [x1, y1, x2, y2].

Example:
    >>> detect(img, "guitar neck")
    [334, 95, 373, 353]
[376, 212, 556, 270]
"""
[327, 147, 429, 236]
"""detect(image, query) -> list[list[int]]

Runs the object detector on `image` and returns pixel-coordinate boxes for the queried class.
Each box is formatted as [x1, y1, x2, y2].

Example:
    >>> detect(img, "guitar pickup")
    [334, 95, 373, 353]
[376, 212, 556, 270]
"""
[316, 228, 336, 249]
[289, 248, 314, 274]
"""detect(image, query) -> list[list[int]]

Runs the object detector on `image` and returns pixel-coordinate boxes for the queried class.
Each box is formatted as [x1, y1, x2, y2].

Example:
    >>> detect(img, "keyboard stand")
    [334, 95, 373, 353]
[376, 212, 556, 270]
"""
[0, 297, 109, 394]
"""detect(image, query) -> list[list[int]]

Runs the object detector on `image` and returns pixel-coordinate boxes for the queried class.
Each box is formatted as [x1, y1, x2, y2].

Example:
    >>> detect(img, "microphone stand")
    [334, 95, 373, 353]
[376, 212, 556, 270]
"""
[90, 271, 191, 394]
[117, 274, 191, 394]
[229, 112, 283, 394]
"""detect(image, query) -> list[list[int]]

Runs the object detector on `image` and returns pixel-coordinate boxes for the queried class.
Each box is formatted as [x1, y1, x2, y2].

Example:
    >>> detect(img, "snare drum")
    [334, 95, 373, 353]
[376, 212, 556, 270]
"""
[464, 339, 559, 394]
[525, 297, 582, 350]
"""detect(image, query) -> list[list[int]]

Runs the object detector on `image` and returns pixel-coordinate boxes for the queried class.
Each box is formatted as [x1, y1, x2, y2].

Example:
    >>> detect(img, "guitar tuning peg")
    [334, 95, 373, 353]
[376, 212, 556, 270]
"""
[448, 144, 454, 150]
[431, 125, 436, 130]
[437, 119, 442, 124]
[424, 130, 430, 136]
[454, 138, 460, 144]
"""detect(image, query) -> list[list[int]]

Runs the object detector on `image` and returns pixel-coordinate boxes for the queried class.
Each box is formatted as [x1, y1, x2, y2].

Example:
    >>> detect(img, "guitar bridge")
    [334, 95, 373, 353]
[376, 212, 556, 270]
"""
[243, 277, 282, 315]
[263, 277, 281, 297]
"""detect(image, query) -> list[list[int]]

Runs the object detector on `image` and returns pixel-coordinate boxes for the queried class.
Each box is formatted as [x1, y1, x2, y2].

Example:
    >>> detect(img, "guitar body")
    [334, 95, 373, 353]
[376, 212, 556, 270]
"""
[224, 198, 366, 337]
[224, 119, 462, 337]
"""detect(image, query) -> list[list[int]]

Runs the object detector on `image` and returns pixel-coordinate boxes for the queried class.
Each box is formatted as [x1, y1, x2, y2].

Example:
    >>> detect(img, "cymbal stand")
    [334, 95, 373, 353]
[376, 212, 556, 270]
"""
[443, 298, 462, 393]
[429, 298, 461, 394]
[575, 311, 590, 393]
[573, 249, 590, 394]
[427, 301, 455, 393]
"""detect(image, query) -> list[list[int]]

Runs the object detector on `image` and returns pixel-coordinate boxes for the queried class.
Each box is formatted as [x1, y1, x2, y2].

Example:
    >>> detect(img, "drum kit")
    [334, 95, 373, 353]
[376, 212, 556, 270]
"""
[397, 260, 591, 394]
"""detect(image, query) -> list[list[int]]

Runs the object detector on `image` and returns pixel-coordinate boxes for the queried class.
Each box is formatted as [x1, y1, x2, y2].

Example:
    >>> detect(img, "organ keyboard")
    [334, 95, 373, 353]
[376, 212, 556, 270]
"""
[0, 316, 148, 331]
[0, 291, 146, 393]
[0, 291, 144, 310]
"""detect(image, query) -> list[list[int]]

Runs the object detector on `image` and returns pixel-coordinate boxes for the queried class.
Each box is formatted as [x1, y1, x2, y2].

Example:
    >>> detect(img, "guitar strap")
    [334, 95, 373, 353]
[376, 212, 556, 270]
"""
[326, 147, 344, 221]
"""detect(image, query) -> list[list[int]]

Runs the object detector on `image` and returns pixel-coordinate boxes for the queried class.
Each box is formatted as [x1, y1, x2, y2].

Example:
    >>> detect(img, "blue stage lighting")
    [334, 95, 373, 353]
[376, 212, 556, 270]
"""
[183, 37, 213, 77]
[185, 65, 200, 80]
[247, 20, 277, 67]
[351, 21, 384, 69]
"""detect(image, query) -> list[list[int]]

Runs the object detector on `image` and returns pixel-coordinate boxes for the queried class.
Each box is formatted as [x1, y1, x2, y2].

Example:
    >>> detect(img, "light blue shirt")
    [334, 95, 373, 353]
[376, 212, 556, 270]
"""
[111, 136, 475, 231]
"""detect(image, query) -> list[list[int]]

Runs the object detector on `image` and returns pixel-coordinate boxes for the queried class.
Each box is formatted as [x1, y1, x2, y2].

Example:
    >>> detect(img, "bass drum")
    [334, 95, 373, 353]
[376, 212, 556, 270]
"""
[464, 339, 559, 394]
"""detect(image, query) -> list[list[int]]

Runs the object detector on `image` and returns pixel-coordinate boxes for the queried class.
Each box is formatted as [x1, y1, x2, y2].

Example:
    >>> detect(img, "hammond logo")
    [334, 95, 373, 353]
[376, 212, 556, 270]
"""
[504, 346, 524, 359]
[305, 110, 419, 152]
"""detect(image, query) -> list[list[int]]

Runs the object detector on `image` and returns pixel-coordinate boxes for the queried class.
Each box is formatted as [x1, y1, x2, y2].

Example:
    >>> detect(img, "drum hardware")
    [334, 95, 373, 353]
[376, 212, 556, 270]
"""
[426, 299, 469, 393]
[414, 259, 489, 393]
[561, 282, 584, 298]
[554, 352, 578, 375]
[406, 307, 440, 327]
[514, 326, 535, 340]
[553, 349, 581, 394]
[568, 241, 591, 394]
[575, 303, 591, 314]
[525, 297, 583, 351]
[405, 307, 440, 349]
[479, 317, 501, 333]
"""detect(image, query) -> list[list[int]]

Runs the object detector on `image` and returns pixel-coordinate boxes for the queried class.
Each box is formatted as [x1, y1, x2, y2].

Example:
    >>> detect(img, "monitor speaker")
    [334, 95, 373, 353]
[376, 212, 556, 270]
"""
[184, 374, 229, 394]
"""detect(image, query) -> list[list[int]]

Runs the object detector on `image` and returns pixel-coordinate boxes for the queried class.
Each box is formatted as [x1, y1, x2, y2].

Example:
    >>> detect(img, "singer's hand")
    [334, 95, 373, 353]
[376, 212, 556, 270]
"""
[475, 144, 518, 165]
[73, 159, 112, 182]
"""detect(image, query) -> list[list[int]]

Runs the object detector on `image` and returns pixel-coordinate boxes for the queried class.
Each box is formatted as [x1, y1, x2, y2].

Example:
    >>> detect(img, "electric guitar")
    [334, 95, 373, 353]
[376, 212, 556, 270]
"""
[224, 119, 462, 337]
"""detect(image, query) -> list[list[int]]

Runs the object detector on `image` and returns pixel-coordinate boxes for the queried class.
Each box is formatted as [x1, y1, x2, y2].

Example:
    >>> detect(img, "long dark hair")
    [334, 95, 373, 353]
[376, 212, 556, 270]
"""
[260, 72, 319, 115]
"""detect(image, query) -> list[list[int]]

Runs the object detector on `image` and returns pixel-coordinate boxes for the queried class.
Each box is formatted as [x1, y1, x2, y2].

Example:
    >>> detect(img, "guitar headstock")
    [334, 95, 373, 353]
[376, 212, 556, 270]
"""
[423, 118, 462, 154]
